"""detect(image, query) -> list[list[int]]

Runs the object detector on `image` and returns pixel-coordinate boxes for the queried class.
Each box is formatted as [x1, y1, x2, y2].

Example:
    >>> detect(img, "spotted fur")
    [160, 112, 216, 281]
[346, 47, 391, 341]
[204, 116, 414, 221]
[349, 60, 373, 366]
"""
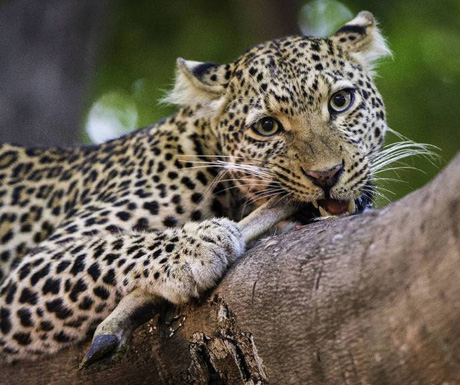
[0, 11, 390, 360]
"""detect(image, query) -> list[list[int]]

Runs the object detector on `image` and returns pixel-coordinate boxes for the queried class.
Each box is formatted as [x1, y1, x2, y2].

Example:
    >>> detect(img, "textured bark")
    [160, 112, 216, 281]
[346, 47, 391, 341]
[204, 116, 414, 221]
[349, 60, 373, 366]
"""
[0, 0, 108, 146]
[2, 152, 460, 384]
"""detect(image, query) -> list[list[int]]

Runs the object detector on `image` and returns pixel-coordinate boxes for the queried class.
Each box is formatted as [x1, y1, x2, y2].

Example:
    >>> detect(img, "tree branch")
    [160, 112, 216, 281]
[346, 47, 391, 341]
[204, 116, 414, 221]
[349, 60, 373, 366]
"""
[3, 153, 460, 385]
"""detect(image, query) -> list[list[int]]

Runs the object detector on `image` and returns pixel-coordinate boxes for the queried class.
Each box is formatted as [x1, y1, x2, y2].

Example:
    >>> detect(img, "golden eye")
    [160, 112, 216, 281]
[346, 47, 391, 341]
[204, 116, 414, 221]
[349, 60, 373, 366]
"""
[252, 117, 283, 137]
[329, 89, 355, 114]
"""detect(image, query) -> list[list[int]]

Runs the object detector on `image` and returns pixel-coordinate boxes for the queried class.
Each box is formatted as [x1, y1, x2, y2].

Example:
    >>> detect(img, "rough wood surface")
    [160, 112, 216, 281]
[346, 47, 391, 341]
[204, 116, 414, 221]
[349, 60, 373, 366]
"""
[2, 152, 459, 385]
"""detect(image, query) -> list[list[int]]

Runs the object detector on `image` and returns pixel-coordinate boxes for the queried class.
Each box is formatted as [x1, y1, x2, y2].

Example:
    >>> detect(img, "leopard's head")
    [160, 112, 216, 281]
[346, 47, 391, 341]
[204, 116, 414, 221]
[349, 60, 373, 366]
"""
[167, 11, 391, 218]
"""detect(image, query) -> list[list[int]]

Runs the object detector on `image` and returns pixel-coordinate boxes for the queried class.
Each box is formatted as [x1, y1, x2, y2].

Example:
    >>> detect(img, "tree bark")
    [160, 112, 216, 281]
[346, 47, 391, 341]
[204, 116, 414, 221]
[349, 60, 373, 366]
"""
[2, 152, 460, 385]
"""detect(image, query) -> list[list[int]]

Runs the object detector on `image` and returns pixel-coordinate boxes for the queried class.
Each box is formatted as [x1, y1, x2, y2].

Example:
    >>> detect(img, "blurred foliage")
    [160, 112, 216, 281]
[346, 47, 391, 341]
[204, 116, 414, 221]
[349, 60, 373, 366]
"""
[299, 0, 353, 37]
[83, 0, 460, 205]
[85, 91, 137, 143]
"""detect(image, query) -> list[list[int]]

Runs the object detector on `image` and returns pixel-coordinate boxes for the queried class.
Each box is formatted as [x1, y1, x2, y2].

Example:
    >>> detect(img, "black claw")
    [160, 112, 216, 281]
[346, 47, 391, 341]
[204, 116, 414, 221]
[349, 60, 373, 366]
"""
[80, 334, 119, 369]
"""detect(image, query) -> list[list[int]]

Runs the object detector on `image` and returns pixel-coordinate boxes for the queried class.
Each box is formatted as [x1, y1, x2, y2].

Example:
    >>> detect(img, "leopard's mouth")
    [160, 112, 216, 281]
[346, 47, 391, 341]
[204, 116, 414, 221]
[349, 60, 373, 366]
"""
[313, 198, 355, 217]
[292, 195, 371, 224]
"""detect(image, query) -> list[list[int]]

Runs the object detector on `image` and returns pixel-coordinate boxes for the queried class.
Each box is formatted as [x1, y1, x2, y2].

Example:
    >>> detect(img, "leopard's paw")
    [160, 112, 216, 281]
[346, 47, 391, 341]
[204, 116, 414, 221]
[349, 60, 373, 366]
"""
[158, 218, 245, 304]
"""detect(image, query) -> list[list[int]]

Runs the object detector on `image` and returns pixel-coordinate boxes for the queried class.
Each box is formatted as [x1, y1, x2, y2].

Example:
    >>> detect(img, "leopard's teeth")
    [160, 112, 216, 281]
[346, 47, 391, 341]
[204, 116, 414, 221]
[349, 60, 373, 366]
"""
[348, 199, 356, 214]
[319, 206, 330, 217]
[312, 200, 318, 209]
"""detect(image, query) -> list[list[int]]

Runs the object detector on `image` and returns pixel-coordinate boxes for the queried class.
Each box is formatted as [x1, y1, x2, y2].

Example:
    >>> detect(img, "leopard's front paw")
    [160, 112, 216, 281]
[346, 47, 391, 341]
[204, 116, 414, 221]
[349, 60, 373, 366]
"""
[193, 218, 245, 264]
[160, 218, 245, 304]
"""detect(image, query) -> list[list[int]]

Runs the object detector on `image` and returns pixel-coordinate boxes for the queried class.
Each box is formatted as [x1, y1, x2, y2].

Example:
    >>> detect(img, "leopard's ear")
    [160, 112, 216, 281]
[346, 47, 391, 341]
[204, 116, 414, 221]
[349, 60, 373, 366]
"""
[163, 58, 233, 108]
[330, 11, 391, 70]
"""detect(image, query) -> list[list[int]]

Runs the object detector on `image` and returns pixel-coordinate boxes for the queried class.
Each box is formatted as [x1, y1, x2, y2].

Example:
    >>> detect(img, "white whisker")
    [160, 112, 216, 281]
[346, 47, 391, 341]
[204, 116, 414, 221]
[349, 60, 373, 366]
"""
[370, 176, 408, 184]
[371, 141, 439, 171]
[372, 165, 420, 175]
[361, 187, 390, 202]
[247, 189, 286, 206]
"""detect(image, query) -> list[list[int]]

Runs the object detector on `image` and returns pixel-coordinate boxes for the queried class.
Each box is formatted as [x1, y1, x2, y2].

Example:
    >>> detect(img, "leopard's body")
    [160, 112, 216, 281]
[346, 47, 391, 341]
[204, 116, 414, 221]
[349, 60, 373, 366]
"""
[0, 12, 392, 360]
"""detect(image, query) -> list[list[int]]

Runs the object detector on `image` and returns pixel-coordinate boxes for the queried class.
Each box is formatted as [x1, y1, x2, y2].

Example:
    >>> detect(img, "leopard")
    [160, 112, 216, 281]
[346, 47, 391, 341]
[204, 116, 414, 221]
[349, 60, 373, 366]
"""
[0, 11, 393, 365]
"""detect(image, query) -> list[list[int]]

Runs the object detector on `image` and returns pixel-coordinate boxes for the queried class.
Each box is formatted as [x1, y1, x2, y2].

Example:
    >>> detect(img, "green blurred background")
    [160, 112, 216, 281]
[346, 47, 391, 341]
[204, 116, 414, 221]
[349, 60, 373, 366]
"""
[2, 0, 459, 206]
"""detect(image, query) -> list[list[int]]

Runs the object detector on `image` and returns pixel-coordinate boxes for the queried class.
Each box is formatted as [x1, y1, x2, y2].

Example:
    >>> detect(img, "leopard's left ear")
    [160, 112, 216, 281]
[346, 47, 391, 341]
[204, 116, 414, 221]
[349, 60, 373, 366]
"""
[163, 58, 233, 109]
[330, 11, 391, 70]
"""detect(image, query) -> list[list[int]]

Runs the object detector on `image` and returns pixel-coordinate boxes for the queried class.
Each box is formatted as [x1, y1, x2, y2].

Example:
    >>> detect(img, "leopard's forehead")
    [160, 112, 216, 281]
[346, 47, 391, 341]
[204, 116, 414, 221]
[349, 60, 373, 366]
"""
[239, 36, 335, 62]
[229, 36, 366, 111]
[234, 36, 354, 78]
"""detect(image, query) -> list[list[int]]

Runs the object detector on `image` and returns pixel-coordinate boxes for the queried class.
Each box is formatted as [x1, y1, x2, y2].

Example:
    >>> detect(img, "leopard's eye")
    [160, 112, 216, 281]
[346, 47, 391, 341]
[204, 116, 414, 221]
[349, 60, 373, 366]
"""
[252, 117, 283, 137]
[329, 89, 354, 114]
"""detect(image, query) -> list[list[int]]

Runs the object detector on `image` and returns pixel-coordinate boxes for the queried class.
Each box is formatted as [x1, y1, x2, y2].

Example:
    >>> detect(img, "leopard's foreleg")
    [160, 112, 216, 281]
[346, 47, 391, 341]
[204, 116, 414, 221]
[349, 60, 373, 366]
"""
[80, 199, 296, 367]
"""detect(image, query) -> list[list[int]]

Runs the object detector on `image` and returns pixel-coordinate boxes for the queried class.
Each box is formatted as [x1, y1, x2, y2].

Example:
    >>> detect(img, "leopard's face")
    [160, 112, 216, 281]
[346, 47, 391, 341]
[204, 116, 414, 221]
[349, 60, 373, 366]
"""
[167, 11, 391, 216]
[217, 35, 387, 215]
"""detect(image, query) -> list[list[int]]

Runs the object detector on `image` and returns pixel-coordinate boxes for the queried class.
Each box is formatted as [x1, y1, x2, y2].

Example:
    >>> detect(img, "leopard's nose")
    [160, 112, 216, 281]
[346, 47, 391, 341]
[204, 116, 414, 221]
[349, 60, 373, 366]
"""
[303, 163, 344, 189]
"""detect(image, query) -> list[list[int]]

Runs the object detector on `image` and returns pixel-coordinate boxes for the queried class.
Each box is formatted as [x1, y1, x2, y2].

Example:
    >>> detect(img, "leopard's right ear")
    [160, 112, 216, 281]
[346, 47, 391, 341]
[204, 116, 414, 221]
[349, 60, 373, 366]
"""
[163, 58, 233, 108]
